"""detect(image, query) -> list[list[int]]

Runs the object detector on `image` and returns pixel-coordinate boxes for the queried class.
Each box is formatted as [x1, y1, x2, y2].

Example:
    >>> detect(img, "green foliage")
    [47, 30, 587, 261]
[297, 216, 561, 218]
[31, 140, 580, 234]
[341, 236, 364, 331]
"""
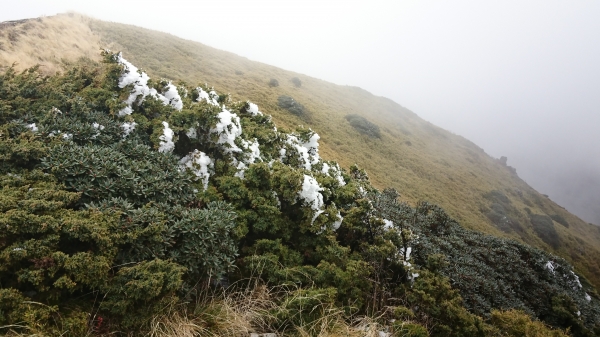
[277, 95, 307, 118]
[345, 114, 381, 138]
[550, 213, 570, 228]
[371, 190, 600, 335]
[0, 59, 239, 332]
[2, 51, 599, 336]
[483, 190, 524, 233]
[530, 213, 560, 248]
[392, 321, 429, 337]
[99, 259, 185, 328]
[42, 141, 195, 207]
[406, 269, 487, 337]
[489, 309, 570, 337]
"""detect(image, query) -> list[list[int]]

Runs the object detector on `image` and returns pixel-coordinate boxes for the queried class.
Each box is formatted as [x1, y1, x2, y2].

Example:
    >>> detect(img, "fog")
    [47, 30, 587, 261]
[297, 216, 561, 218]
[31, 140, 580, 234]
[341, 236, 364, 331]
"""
[3, 1, 600, 224]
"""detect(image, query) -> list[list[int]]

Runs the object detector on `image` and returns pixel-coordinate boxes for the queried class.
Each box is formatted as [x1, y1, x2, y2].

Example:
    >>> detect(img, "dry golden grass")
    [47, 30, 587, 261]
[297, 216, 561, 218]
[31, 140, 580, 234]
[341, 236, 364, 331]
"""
[0, 13, 102, 74]
[145, 281, 398, 337]
[2, 13, 600, 289]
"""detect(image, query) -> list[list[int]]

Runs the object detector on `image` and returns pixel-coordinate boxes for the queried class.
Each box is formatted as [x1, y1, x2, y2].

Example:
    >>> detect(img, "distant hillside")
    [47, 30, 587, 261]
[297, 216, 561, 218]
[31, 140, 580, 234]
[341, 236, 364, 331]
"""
[2, 13, 600, 292]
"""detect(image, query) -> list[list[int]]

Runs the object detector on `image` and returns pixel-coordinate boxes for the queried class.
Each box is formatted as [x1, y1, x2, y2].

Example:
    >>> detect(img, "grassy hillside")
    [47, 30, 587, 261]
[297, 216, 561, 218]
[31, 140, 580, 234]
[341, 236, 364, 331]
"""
[2, 13, 600, 291]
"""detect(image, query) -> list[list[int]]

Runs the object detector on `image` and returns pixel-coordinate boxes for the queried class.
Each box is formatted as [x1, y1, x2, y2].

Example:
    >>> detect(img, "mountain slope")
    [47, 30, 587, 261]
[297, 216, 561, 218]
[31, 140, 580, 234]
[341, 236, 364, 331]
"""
[2, 13, 600, 290]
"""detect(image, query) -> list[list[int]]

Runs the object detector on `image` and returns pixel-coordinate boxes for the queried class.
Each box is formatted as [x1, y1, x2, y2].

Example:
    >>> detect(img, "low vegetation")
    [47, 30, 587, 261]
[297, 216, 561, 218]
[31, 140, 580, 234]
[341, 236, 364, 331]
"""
[277, 95, 307, 118]
[345, 114, 381, 138]
[0, 51, 598, 336]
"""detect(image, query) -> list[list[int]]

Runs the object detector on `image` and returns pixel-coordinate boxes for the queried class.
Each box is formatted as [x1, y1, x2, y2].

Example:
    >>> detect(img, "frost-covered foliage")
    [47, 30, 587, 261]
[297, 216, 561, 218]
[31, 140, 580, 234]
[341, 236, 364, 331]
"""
[180, 149, 213, 190]
[158, 121, 175, 153]
[116, 53, 183, 116]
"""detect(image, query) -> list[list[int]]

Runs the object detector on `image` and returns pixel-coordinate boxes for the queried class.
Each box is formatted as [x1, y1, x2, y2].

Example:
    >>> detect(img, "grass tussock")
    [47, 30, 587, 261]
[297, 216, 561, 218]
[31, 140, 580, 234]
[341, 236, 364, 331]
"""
[142, 281, 398, 337]
[0, 13, 102, 74]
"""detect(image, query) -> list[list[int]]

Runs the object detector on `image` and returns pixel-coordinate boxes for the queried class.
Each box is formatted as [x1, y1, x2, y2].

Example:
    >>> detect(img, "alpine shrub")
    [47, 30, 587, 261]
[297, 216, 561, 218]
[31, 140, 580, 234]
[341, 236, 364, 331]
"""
[291, 76, 301, 87]
[277, 95, 306, 117]
[530, 213, 560, 248]
[345, 114, 381, 138]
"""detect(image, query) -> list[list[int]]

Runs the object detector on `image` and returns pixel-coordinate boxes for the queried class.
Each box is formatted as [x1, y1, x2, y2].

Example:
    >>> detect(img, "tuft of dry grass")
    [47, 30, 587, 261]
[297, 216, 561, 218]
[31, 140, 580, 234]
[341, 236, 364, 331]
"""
[0, 13, 102, 74]
[145, 280, 399, 337]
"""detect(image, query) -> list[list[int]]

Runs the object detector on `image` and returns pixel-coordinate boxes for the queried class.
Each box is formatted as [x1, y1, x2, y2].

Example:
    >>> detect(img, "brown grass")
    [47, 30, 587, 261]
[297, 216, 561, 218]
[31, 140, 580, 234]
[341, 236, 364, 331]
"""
[144, 281, 396, 337]
[0, 13, 102, 74]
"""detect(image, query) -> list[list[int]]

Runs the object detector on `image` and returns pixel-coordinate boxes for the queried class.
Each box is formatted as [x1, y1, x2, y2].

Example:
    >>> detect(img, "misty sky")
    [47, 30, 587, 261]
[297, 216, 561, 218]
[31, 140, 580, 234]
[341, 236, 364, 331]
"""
[3, 1, 600, 223]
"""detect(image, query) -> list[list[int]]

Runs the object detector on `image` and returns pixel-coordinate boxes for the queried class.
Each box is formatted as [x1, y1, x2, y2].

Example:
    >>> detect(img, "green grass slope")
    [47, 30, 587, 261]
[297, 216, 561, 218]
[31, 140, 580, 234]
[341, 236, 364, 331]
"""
[2, 13, 600, 290]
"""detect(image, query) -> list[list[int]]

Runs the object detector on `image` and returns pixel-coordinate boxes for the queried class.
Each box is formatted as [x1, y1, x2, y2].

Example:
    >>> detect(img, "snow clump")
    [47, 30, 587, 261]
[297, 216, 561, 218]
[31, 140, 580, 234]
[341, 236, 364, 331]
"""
[180, 150, 213, 190]
[246, 102, 263, 116]
[158, 121, 175, 153]
[383, 219, 394, 231]
[299, 174, 325, 223]
[27, 123, 38, 132]
[197, 87, 220, 106]
[321, 162, 346, 186]
[162, 83, 183, 110]
[116, 54, 183, 116]
[332, 211, 343, 230]
[211, 109, 242, 153]
[280, 132, 321, 171]
[121, 122, 136, 138]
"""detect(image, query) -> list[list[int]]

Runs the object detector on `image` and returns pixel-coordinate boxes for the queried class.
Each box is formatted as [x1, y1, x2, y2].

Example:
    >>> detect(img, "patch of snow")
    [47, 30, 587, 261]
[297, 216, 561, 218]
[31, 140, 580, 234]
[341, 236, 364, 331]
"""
[585, 293, 591, 302]
[234, 138, 263, 178]
[571, 271, 583, 289]
[272, 191, 281, 208]
[158, 121, 175, 153]
[546, 261, 555, 274]
[299, 175, 324, 211]
[119, 106, 133, 116]
[247, 102, 263, 116]
[383, 219, 394, 230]
[333, 211, 343, 230]
[162, 82, 183, 110]
[92, 122, 105, 130]
[321, 162, 330, 174]
[27, 123, 38, 132]
[403, 247, 413, 260]
[196, 87, 220, 106]
[116, 54, 182, 116]
[186, 126, 197, 139]
[576, 310, 581, 317]
[62, 133, 72, 140]
[180, 150, 213, 190]
[241, 139, 261, 163]
[280, 132, 321, 171]
[211, 108, 242, 153]
[121, 122, 136, 138]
